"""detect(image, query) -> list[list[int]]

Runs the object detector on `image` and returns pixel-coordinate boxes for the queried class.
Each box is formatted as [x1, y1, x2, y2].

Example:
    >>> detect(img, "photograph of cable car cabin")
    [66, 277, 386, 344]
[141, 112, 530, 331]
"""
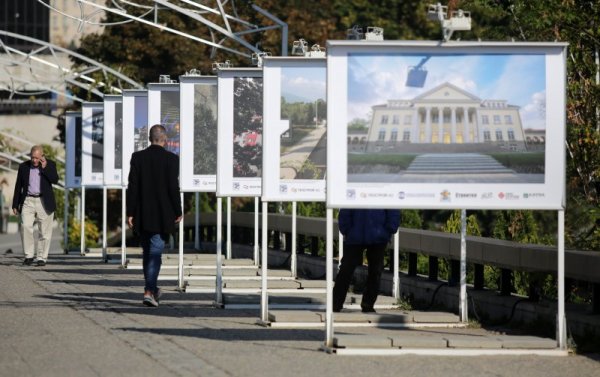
[233, 77, 263, 178]
[91, 109, 104, 173]
[193, 83, 218, 175]
[160, 90, 180, 155]
[280, 66, 327, 180]
[347, 53, 546, 184]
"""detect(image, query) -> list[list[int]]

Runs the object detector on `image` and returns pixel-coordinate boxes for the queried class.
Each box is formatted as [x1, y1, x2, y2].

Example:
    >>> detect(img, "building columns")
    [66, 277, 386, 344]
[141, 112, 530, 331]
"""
[451, 107, 457, 143]
[437, 107, 444, 143]
[425, 107, 432, 143]
[476, 109, 483, 142]
[463, 107, 469, 143]
[411, 108, 419, 143]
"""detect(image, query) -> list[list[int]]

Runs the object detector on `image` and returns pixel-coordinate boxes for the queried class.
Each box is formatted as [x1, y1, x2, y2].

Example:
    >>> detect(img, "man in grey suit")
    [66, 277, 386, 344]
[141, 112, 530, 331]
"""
[127, 125, 182, 307]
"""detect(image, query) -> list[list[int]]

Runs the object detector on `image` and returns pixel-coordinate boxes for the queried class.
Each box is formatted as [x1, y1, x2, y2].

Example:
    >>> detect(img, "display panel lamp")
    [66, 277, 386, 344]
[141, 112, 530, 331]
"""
[365, 27, 384, 41]
[309, 44, 326, 58]
[291, 39, 309, 56]
[211, 60, 233, 71]
[159, 74, 177, 83]
[406, 56, 431, 88]
[346, 25, 384, 41]
[427, 2, 471, 41]
[346, 25, 364, 40]
[185, 68, 203, 76]
[252, 51, 271, 67]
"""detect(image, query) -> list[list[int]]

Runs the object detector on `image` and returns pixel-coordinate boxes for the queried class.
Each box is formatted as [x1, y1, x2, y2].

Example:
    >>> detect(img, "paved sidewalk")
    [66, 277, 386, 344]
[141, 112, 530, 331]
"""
[0, 235, 599, 376]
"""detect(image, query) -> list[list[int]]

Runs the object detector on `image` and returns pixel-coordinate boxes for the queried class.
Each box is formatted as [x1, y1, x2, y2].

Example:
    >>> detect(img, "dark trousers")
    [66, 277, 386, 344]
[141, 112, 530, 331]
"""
[333, 242, 387, 311]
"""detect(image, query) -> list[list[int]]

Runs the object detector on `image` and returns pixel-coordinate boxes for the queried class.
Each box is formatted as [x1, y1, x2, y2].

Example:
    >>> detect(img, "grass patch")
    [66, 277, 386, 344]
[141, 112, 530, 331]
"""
[348, 153, 418, 169]
[486, 152, 545, 173]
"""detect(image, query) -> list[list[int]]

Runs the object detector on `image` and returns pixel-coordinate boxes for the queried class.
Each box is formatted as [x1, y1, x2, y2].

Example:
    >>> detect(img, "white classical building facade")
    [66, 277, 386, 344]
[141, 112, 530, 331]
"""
[364, 82, 528, 152]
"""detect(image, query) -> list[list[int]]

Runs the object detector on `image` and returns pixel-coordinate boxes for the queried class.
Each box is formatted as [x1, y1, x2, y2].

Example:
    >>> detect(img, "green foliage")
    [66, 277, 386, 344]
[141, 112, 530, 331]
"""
[281, 98, 326, 128]
[493, 210, 540, 244]
[442, 210, 482, 236]
[400, 209, 423, 229]
[193, 86, 218, 175]
[68, 218, 100, 249]
[71, 0, 600, 252]
[348, 118, 369, 131]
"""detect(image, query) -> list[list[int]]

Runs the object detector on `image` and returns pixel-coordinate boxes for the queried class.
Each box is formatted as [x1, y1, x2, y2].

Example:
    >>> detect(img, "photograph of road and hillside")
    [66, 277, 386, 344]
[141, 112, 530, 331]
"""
[75, 116, 82, 178]
[114, 102, 123, 169]
[133, 97, 148, 152]
[280, 66, 327, 180]
[233, 77, 263, 178]
[193, 83, 218, 175]
[91, 109, 104, 173]
[160, 90, 180, 155]
[347, 53, 546, 184]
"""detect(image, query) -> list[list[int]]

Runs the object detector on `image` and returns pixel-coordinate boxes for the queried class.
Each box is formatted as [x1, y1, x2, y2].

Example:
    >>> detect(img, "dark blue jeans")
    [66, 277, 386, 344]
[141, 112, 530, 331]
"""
[140, 232, 167, 294]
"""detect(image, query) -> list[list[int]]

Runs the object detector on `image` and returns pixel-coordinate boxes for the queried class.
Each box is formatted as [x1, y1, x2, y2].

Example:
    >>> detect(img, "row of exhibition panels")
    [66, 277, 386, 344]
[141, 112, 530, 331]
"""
[65, 40, 568, 211]
[61, 40, 570, 355]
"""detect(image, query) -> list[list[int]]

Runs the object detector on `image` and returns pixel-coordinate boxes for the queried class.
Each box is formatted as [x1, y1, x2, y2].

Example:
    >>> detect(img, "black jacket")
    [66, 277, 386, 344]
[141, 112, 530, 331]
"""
[12, 159, 59, 213]
[126, 144, 182, 234]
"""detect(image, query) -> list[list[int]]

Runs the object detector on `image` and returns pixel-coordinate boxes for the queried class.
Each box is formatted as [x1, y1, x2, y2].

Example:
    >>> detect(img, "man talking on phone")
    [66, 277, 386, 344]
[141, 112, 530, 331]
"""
[12, 145, 59, 266]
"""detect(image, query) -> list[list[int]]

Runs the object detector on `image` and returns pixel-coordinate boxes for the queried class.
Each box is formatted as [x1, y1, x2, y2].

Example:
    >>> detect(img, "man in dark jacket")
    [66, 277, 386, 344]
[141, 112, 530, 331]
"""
[12, 145, 59, 266]
[333, 209, 400, 312]
[127, 125, 182, 307]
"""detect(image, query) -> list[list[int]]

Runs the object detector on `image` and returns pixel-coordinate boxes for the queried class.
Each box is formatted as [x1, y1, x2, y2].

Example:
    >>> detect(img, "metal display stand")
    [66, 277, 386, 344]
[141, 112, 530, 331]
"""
[79, 187, 86, 255]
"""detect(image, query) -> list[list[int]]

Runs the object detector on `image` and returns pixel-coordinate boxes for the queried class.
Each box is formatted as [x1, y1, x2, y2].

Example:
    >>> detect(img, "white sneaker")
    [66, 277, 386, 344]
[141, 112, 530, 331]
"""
[143, 294, 159, 307]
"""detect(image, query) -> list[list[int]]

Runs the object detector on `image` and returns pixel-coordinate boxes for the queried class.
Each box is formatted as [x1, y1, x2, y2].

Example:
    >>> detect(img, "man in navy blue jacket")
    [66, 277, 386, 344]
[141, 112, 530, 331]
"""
[333, 209, 400, 312]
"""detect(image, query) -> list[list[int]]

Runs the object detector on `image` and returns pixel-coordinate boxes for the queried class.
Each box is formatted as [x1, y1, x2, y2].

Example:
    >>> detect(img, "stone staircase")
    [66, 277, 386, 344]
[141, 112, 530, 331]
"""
[405, 153, 515, 174]
[124, 252, 400, 311]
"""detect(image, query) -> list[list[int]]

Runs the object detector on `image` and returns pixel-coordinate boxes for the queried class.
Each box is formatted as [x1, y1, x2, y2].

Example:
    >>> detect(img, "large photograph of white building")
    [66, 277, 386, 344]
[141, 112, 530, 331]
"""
[347, 53, 546, 184]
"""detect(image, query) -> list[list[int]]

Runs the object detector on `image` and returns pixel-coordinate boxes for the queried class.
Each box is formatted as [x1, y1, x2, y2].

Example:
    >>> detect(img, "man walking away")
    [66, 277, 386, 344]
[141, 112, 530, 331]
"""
[127, 125, 182, 307]
[12, 145, 59, 266]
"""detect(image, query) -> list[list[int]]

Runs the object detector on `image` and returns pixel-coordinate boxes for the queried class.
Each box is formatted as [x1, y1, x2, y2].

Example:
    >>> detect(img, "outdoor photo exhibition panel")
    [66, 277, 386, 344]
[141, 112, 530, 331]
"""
[262, 57, 327, 202]
[216, 68, 263, 197]
[326, 41, 567, 211]
[81, 102, 105, 187]
[121, 90, 148, 187]
[148, 83, 181, 156]
[180, 75, 218, 192]
[103, 95, 123, 187]
[65, 111, 82, 189]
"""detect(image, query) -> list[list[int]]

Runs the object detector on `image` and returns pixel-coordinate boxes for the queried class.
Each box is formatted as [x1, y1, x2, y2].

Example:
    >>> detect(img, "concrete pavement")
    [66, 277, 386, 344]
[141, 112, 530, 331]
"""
[1, 231, 600, 377]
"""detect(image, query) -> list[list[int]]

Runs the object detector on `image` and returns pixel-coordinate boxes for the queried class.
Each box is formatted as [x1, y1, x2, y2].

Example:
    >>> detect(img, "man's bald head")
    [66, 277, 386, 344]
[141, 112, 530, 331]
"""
[149, 124, 167, 145]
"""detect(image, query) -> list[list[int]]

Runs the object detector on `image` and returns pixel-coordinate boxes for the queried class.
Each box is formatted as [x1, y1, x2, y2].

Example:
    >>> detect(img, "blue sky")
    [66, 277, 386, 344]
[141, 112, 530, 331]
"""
[134, 96, 147, 130]
[281, 67, 326, 103]
[347, 53, 546, 130]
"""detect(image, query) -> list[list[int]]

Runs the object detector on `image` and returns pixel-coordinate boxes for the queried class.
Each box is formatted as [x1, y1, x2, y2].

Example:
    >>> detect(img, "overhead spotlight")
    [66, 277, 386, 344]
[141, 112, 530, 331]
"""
[185, 69, 202, 76]
[211, 60, 233, 71]
[308, 44, 326, 58]
[346, 25, 364, 40]
[291, 39, 309, 56]
[365, 27, 384, 41]
[159, 74, 176, 83]
[252, 51, 271, 67]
